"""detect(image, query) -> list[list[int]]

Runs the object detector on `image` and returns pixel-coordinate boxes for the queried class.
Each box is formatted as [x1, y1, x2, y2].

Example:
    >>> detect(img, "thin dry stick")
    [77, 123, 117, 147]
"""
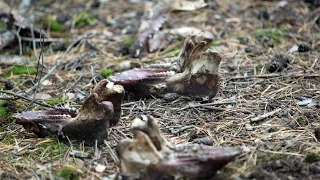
[20, 36, 65, 42]
[25, 25, 45, 111]
[30, 24, 38, 61]
[259, 149, 304, 157]
[227, 73, 320, 81]
[250, 108, 282, 122]
[177, 100, 237, 111]
[104, 140, 119, 164]
[0, 90, 55, 109]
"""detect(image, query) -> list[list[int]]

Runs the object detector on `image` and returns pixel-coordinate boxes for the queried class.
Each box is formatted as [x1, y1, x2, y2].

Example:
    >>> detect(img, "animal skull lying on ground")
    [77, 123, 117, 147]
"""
[111, 32, 221, 99]
[116, 116, 239, 179]
[13, 80, 125, 146]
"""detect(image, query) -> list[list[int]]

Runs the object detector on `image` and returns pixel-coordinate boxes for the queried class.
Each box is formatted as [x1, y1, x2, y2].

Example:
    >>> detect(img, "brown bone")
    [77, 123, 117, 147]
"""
[116, 116, 239, 179]
[13, 80, 125, 146]
[112, 32, 221, 99]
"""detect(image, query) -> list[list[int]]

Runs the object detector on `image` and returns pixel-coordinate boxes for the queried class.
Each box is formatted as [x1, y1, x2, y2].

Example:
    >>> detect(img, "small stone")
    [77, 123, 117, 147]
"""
[245, 46, 262, 55]
[4, 80, 14, 90]
[51, 40, 66, 51]
[283, 140, 294, 147]
[254, 138, 262, 144]
[69, 150, 89, 158]
[240, 145, 251, 152]
[288, 120, 297, 128]
[298, 44, 311, 52]
[245, 123, 254, 131]
[163, 93, 180, 101]
[95, 164, 106, 173]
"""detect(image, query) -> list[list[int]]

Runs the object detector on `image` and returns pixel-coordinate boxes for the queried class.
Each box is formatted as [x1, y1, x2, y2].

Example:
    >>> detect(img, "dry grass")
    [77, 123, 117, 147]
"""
[0, 0, 319, 179]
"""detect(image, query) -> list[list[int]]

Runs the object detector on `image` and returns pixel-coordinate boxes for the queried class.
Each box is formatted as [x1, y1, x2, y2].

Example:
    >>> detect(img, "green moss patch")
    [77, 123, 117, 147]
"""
[1, 133, 17, 145]
[74, 12, 96, 27]
[0, 100, 8, 116]
[57, 165, 81, 180]
[99, 69, 113, 78]
[37, 139, 68, 158]
[45, 96, 68, 105]
[269, 154, 282, 161]
[254, 28, 286, 44]
[43, 16, 65, 32]
[0, 20, 6, 30]
[123, 36, 135, 47]
[3, 65, 37, 78]
[305, 152, 319, 163]
[210, 40, 217, 47]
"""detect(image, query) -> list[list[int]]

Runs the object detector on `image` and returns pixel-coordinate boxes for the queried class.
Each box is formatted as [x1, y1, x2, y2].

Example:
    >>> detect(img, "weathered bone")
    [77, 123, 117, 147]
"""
[130, 116, 173, 152]
[13, 80, 125, 146]
[116, 116, 239, 179]
[112, 32, 221, 99]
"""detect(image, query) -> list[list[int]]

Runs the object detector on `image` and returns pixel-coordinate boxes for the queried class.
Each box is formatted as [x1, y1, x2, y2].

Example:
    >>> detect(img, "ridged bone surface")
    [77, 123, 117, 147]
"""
[111, 32, 221, 99]
[13, 80, 125, 146]
[116, 116, 239, 179]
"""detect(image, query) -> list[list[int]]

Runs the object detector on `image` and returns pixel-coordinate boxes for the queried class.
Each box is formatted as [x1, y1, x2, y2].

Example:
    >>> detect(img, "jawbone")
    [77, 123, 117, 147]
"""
[13, 80, 125, 146]
[116, 116, 239, 179]
[111, 32, 221, 99]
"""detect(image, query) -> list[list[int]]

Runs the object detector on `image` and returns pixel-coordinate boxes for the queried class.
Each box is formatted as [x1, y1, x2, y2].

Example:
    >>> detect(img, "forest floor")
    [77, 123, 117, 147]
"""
[0, 0, 320, 179]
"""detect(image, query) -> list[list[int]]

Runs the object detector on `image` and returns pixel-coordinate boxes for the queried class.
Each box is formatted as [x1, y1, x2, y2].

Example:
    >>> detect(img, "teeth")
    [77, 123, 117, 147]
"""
[62, 114, 71, 118]
[166, 71, 175, 76]
[148, 63, 171, 68]
[148, 71, 175, 77]
[37, 114, 71, 120]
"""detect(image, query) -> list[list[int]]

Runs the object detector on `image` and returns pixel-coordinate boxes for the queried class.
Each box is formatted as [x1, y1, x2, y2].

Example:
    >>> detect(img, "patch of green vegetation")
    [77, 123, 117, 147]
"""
[0, 100, 8, 115]
[45, 96, 68, 105]
[228, 122, 237, 129]
[44, 16, 65, 32]
[166, 46, 181, 56]
[57, 165, 81, 180]
[253, 28, 286, 44]
[0, 20, 6, 30]
[269, 154, 282, 161]
[1, 134, 17, 145]
[210, 40, 217, 47]
[305, 152, 319, 163]
[99, 69, 113, 78]
[37, 138, 68, 157]
[12, 65, 37, 75]
[3, 65, 37, 78]
[123, 36, 135, 47]
[74, 12, 96, 27]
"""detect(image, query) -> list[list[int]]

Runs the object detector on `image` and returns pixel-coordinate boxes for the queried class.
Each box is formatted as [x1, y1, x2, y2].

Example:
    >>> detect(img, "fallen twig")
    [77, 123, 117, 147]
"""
[250, 108, 282, 123]
[0, 90, 55, 109]
[177, 100, 237, 111]
[226, 73, 320, 81]
[104, 140, 119, 164]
